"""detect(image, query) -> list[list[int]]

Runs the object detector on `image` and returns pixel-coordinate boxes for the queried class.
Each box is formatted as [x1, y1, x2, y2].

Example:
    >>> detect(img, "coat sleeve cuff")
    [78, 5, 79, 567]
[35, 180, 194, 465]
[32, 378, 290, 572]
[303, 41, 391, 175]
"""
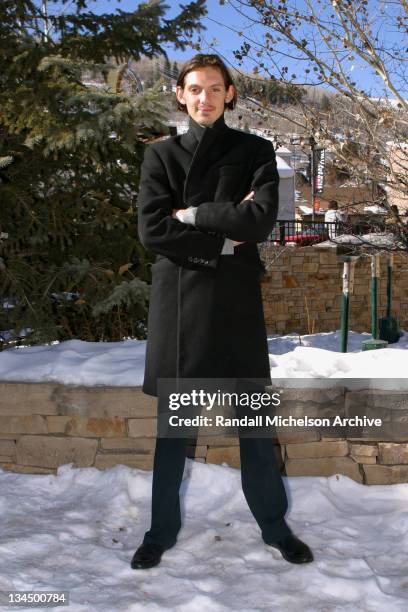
[221, 238, 235, 255]
[175, 207, 198, 226]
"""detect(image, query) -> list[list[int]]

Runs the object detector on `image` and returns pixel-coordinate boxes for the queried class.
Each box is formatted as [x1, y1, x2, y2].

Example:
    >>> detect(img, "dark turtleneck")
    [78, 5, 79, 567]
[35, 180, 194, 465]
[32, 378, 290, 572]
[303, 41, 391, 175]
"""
[187, 113, 227, 144]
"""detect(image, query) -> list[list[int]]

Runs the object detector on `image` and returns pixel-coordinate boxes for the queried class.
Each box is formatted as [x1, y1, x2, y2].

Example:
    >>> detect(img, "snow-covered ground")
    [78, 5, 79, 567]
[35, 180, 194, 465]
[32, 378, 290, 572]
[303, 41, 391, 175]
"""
[1, 330, 408, 386]
[1, 462, 408, 611]
[1, 331, 408, 611]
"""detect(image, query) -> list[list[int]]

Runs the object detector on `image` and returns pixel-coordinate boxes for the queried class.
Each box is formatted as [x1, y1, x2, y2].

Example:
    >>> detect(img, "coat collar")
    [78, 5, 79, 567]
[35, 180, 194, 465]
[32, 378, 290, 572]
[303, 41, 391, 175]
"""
[182, 114, 230, 205]
[181, 113, 228, 155]
[187, 113, 227, 142]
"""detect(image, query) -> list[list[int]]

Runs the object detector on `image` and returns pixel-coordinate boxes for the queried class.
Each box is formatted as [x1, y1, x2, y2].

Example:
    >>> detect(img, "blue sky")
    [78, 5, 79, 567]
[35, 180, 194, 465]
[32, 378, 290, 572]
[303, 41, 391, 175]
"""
[42, 0, 242, 64]
[40, 1, 405, 97]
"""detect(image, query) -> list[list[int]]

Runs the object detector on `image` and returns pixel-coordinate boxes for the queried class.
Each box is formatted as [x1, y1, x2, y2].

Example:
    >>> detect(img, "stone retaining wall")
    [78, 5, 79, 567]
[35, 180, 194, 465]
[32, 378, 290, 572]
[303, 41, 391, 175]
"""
[261, 247, 408, 335]
[2, 382, 408, 485]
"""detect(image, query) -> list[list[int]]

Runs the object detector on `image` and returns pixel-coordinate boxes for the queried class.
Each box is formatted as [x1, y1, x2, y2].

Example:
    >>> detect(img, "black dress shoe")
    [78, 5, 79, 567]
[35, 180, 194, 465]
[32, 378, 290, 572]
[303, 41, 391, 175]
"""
[265, 534, 313, 564]
[130, 542, 164, 570]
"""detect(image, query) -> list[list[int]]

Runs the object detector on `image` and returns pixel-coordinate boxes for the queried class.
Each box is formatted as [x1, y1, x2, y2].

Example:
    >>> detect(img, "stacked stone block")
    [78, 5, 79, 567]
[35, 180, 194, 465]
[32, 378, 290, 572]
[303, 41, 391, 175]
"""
[262, 247, 408, 335]
[2, 382, 408, 485]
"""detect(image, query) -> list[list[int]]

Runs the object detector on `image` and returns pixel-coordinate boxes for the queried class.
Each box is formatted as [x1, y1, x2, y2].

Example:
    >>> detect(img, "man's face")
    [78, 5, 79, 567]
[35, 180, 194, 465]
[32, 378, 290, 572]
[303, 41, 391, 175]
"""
[176, 66, 235, 126]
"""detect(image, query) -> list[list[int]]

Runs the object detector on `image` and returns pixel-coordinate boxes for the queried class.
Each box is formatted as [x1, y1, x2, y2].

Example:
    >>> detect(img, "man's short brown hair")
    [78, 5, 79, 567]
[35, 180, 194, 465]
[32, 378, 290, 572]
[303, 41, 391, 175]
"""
[176, 54, 237, 113]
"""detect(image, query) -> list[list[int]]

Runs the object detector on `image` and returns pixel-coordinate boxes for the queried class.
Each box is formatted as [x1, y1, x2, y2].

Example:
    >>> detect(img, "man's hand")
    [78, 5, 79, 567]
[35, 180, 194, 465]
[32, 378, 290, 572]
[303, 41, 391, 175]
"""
[171, 209, 181, 219]
[233, 190, 255, 245]
[242, 190, 255, 202]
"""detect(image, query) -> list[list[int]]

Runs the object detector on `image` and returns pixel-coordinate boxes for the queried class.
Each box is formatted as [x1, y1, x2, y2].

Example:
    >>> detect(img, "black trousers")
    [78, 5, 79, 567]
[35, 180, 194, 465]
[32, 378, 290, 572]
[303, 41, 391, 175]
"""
[143, 408, 291, 549]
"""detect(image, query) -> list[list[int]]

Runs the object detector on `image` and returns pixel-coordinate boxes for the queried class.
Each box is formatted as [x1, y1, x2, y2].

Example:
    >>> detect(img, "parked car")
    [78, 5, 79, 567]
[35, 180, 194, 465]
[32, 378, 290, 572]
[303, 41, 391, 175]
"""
[285, 224, 329, 246]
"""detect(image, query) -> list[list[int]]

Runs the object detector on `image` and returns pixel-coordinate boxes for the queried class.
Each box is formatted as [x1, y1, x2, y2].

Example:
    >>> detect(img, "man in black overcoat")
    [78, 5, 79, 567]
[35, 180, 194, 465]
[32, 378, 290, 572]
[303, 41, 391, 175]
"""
[131, 54, 313, 569]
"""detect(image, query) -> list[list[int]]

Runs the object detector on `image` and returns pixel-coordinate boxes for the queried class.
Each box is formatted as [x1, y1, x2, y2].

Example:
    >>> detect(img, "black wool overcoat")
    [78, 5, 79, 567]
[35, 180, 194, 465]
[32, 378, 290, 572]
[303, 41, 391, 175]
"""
[137, 114, 279, 396]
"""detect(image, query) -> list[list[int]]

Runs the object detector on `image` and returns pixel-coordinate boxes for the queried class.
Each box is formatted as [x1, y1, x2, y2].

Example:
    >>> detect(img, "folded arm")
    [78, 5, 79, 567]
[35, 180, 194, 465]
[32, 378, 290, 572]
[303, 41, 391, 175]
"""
[137, 146, 225, 267]
[193, 139, 279, 243]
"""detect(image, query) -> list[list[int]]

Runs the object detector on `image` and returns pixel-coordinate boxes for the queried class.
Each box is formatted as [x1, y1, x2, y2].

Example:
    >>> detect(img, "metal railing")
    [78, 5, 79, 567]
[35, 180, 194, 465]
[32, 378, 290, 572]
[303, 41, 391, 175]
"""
[268, 220, 339, 246]
[268, 219, 387, 246]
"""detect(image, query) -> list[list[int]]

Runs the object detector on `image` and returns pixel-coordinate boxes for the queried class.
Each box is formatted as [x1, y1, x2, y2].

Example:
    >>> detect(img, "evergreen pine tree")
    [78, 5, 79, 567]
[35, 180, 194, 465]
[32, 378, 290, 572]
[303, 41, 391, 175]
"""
[0, 0, 206, 347]
[163, 56, 172, 87]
